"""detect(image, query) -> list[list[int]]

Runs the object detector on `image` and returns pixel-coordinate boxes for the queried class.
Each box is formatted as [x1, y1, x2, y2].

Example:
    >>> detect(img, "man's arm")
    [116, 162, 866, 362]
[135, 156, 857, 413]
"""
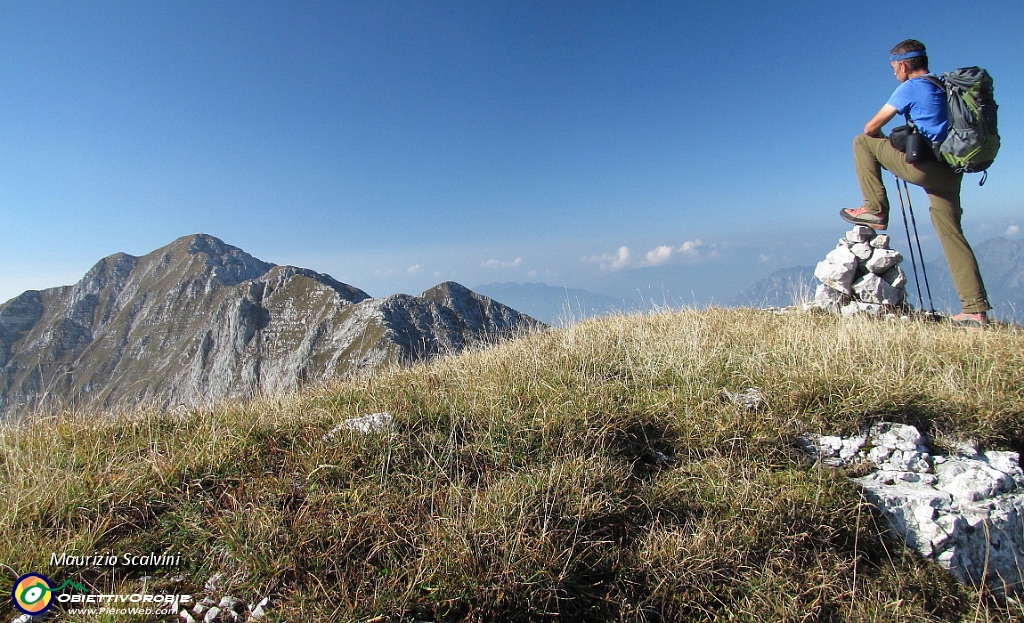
[863, 104, 898, 137]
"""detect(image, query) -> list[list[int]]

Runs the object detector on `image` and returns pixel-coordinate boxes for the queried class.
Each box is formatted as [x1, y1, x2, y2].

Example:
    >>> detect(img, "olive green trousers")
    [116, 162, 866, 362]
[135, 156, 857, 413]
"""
[853, 133, 990, 314]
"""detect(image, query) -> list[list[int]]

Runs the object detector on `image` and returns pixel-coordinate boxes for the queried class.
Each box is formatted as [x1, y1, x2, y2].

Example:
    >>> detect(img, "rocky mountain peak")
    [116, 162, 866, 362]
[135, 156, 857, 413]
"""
[418, 281, 523, 335]
[167, 234, 275, 287]
[77, 252, 139, 297]
[421, 280, 471, 298]
[420, 281, 479, 308]
[0, 237, 542, 416]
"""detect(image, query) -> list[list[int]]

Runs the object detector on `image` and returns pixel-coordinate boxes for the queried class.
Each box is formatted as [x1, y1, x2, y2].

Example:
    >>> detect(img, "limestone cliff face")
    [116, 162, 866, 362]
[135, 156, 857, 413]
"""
[0, 235, 543, 415]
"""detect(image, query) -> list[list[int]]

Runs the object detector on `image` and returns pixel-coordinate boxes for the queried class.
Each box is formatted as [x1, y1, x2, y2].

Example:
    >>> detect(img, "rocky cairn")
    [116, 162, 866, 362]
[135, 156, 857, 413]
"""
[809, 226, 908, 316]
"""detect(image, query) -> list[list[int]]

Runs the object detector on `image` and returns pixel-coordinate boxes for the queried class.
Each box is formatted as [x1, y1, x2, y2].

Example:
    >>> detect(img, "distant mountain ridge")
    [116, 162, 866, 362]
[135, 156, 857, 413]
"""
[0, 235, 543, 416]
[924, 236, 1024, 323]
[472, 282, 639, 325]
[473, 236, 1024, 325]
[731, 266, 816, 308]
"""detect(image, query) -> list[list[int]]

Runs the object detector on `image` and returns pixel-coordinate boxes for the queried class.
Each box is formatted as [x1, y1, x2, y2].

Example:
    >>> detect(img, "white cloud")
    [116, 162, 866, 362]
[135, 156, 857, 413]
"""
[678, 239, 704, 256]
[583, 246, 632, 271]
[585, 239, 721, 272]
[481, 257, 523, 269]
[607, 246, 631, 270]
[1005, 224, 1020, 237]
[406, 264, 422, 275]
[640, 239, 712, 266]
[645, 245, 673, 266]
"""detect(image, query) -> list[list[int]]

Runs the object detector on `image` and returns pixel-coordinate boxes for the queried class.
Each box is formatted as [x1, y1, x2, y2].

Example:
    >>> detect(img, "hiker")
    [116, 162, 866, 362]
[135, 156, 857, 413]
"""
[841, 39, 990, 328]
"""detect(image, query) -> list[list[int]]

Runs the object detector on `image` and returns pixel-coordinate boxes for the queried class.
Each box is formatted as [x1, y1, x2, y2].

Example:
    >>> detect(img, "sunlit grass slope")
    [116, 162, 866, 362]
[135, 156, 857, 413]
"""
[3, 308, 1024, 622]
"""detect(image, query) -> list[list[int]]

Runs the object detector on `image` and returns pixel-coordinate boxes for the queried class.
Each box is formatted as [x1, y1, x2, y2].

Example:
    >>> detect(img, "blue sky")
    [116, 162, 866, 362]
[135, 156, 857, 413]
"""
[2, 0, 1022, 305]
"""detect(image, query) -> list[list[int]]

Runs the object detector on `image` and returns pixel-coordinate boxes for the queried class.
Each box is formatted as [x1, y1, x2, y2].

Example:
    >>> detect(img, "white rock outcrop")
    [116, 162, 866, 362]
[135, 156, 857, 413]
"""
[323, 412, 394, 439]
[719, 388, 766, 411]
[801, 422, 1024, 597]
[808, 226, 908, 316]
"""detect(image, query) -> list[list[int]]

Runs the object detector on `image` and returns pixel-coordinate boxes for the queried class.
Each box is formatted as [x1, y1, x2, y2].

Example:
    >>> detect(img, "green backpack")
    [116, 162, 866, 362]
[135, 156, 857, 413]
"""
[924, 67, 1000, 183]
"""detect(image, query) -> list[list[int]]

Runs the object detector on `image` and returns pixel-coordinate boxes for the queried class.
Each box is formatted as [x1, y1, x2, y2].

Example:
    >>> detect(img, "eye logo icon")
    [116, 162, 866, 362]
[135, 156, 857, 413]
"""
[12, 573, 54, 615]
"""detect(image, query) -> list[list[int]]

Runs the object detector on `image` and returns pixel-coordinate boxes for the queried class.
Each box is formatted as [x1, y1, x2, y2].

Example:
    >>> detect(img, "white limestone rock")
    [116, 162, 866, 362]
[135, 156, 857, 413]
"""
[841, 301, 884, 317]
[217, 596, 240, 613]
[249, 598, 271, 620]
[720, 388, 765, 411]
[324, 412, 394, 439]
[801, 422, 1024, 597]
[846, 225, 877, 243]
[853, 273, 904, 306]
[812, 284, 848, 312]
[934, 453, 1023, 504]
[865, 248, 903, 274]
[851, 242, 874, 260]
[814, 244, 859, 295]
[881, 266, 907, 289]
[800, 433, 867, 467]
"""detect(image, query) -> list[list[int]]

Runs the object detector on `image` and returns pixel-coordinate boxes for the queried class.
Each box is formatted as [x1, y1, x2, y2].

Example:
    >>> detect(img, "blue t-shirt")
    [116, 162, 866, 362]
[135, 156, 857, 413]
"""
[887, 76, 948, 143]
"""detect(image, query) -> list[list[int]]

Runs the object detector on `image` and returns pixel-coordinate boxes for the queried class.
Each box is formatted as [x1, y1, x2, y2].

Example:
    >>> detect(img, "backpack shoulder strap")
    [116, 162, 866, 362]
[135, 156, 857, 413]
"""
[903, 76, 945, 126]
[922, 74, 946, 92]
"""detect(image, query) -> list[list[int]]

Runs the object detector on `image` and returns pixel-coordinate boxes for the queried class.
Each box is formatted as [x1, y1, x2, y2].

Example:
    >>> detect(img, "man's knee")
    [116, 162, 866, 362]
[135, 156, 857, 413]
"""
[853, 133, 890, 165]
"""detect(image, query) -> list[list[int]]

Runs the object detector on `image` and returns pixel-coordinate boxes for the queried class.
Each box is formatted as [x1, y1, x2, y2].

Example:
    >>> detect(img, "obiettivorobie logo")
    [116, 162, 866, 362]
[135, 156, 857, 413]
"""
[11, 573, 88, 615]
[10, 571, 192, 617]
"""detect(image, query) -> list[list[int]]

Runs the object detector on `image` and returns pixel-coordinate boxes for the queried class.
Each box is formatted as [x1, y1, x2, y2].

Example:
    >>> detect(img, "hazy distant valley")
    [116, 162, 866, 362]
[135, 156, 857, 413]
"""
[478, 236, 1024, 325]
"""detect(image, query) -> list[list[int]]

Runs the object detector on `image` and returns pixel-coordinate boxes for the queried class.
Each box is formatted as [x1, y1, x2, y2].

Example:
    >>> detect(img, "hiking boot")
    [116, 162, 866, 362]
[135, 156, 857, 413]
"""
[840, 207, 888, 230]
[950, 312, 987, 330]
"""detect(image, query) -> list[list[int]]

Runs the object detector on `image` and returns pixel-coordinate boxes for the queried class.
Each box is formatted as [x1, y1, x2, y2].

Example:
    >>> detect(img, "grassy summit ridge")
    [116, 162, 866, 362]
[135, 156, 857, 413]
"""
[3, 308, 1024, 621]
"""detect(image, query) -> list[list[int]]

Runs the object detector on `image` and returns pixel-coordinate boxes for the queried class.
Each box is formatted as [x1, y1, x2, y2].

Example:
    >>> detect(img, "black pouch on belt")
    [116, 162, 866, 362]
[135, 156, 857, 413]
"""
[890, 124, 934, 164]
[889, 125, 912, 152]
[904, 129, 934, 164]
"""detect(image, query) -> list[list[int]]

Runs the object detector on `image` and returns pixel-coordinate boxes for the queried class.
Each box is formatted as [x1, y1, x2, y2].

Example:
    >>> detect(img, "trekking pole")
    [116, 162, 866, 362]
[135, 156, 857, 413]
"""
[894, 176, 925, 311]
[893, 174, 936, 317]
[901, 179, 937, 316]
